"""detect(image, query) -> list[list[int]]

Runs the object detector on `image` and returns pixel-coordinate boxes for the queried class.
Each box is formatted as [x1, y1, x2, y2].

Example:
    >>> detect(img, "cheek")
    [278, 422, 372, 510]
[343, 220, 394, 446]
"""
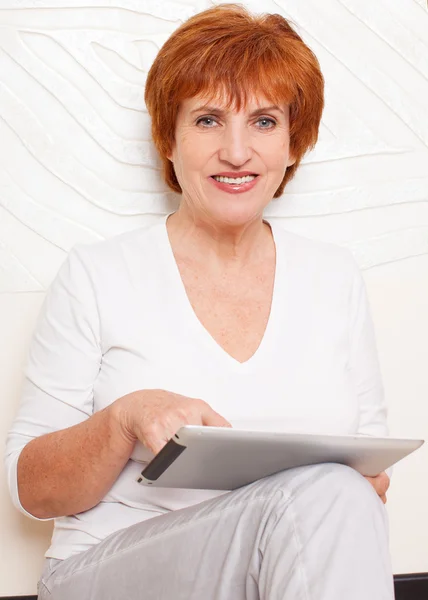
[178, 138, 211, 175]
[259, 135, 291, 168]
[265, 149, 290, 172]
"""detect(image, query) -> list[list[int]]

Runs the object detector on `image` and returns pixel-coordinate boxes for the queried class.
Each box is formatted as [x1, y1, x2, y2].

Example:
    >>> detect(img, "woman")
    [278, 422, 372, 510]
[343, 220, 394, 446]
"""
[5, 4, 392, 599]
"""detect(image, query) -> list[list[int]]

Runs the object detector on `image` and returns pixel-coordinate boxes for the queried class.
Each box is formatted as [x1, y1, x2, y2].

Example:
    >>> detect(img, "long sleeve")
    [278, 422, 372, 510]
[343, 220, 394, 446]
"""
[4, 246, 102, 519]
[348, 264, 388, 438]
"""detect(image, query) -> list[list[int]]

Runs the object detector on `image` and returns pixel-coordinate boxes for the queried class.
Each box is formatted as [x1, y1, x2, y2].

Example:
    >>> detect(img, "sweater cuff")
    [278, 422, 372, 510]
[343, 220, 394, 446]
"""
[6, 450, 53, 522]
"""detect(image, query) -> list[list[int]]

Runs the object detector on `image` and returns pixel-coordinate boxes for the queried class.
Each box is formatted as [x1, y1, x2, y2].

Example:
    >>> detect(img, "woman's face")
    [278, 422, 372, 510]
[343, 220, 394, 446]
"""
[167, 93, 295, 228]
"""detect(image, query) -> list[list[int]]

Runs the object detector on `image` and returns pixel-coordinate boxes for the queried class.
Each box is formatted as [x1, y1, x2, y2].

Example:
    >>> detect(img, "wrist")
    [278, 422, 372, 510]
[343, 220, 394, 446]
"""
[106, 397, 138, 455]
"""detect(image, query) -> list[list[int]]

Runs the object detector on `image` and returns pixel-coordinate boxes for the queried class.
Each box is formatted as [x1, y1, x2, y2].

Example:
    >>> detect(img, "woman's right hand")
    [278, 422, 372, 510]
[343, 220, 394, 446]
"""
[111, 389, 232, 455]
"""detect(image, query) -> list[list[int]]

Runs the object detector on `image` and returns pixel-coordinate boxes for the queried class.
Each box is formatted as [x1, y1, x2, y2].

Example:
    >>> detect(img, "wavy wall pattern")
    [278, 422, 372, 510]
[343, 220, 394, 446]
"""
[0, 0, 427, 291]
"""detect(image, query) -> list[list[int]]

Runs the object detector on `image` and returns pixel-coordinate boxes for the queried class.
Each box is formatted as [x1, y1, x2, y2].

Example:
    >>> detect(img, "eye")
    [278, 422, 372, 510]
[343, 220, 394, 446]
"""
[196, 116, 219, 128]
[257, 117, 276, 129]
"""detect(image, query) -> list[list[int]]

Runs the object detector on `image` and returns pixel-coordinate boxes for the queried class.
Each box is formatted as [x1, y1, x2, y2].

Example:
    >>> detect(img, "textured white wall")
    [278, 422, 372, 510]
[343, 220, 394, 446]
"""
[0, 0, 427, 594]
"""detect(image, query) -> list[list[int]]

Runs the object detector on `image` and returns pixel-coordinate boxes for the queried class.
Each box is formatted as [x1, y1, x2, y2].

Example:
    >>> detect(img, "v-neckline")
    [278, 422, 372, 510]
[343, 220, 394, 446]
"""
[159, 214, 285, 372]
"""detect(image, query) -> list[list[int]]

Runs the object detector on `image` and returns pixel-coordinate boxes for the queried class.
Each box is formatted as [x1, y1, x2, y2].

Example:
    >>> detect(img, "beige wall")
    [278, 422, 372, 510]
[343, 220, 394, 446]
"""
[365, 255, 428, 574]
[1, 294, 52, 595]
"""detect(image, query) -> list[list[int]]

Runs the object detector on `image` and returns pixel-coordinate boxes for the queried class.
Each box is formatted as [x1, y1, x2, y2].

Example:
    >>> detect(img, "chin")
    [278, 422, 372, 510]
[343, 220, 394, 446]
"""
[207, 202, 264, 228]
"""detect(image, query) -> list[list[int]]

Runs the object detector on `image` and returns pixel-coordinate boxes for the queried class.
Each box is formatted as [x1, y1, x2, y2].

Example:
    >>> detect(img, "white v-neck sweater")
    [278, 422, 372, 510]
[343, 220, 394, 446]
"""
[5, 217, 388, 560]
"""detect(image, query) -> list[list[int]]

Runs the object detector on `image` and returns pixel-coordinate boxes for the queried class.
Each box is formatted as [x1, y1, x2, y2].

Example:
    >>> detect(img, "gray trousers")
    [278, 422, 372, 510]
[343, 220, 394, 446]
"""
[38, 463, 394, 600]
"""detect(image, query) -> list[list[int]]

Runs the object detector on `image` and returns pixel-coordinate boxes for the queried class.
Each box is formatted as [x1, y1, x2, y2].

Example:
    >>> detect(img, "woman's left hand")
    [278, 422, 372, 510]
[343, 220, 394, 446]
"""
[364, 471, 390, 504]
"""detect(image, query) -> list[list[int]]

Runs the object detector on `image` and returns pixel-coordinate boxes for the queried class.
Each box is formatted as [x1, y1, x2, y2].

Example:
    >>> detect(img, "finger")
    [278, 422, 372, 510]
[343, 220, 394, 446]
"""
[364, 476, 380, 494]
[374, 472, 390, 496]
[143, 424, 175, 455]
[365, 474, 389, 497]
[201, 406, 232, 428]
[380, 494, 387, 504]
[380, 472, 391, 493]
[144, 435, 168, 456]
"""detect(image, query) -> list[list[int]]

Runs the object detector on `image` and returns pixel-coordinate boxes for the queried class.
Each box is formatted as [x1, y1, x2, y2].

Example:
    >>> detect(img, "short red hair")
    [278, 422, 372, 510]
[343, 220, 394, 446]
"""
[144, 3, 324, 197]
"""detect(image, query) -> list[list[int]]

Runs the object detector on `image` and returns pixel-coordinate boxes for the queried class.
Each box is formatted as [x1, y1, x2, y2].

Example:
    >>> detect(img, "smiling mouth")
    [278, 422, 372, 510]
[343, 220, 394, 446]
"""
[211, 174, 259, 185]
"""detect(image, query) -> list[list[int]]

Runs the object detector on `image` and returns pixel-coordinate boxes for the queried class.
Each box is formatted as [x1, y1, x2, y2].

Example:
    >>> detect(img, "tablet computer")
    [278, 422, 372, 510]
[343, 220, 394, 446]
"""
[136, 426, 424, 490]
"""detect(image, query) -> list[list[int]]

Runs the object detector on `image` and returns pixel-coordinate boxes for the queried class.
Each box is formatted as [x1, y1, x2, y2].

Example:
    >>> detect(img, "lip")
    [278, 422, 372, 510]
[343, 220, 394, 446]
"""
[211, 171, 259, 177]
[209, 174, 259, 195]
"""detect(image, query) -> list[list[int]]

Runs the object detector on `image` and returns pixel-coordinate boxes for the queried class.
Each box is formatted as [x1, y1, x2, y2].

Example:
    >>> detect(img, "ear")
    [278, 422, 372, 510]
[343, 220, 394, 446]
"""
[287, 153, 296, 167]
[166, 142, 175, 163]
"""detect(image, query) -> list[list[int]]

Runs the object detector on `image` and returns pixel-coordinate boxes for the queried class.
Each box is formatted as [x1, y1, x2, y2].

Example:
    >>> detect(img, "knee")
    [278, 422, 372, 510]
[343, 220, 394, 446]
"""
[257, 463, 383, 515]
[252, 463, 388, 543]
[308, 463, 382, 510]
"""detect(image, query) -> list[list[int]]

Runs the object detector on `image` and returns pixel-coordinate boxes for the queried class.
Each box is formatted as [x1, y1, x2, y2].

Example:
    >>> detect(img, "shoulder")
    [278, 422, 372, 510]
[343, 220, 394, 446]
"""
[65, 219, 166, 277]
[271, 221, 359, 278]
[74, 219, 164, 261]
[269, 222, 362, 303]
[47, 220, 167, 301]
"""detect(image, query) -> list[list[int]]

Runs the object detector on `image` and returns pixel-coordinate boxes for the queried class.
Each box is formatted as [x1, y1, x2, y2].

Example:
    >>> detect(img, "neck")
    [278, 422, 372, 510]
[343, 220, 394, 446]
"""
[166, 205, 273, 267]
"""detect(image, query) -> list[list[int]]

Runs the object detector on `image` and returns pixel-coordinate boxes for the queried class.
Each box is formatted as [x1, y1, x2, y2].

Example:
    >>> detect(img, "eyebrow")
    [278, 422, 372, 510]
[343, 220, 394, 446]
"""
[190, 104, 284, 116]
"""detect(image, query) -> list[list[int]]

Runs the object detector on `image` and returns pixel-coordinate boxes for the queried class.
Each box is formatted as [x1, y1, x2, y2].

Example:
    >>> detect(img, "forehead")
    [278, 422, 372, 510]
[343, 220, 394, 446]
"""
[181, 91, 286, 114]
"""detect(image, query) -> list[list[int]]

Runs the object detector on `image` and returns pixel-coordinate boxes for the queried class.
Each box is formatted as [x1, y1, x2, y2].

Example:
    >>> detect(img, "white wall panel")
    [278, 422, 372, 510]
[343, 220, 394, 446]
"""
[0, 0, 427, 593]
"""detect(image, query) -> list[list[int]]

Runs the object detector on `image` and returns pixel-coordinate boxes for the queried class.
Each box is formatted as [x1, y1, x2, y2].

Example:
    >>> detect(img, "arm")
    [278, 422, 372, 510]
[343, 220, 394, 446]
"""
[5, 246, 108, 519]
[16, 404, 134, 519]
[348, 260, 391, 499]
[15, 388, 230, 520]
[348, 264, 388, 437]
[5, 246, 230, 520]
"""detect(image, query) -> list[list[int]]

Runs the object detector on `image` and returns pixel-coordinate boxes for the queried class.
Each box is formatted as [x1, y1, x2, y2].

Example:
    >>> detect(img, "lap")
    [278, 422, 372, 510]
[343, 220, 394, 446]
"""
[39, 463, 386, 600]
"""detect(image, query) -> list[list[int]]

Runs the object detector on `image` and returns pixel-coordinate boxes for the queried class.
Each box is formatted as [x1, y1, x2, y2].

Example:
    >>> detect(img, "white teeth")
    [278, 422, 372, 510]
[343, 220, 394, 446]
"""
[213, 175, 256, 184]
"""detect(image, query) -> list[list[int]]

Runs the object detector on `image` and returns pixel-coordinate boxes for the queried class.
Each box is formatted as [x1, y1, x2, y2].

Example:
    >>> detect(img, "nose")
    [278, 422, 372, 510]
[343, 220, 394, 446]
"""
[218, 121, 253, 166]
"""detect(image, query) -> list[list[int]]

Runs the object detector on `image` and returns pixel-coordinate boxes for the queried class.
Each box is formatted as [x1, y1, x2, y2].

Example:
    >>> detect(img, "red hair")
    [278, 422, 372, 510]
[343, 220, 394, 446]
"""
[144, 3, 324, 197]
